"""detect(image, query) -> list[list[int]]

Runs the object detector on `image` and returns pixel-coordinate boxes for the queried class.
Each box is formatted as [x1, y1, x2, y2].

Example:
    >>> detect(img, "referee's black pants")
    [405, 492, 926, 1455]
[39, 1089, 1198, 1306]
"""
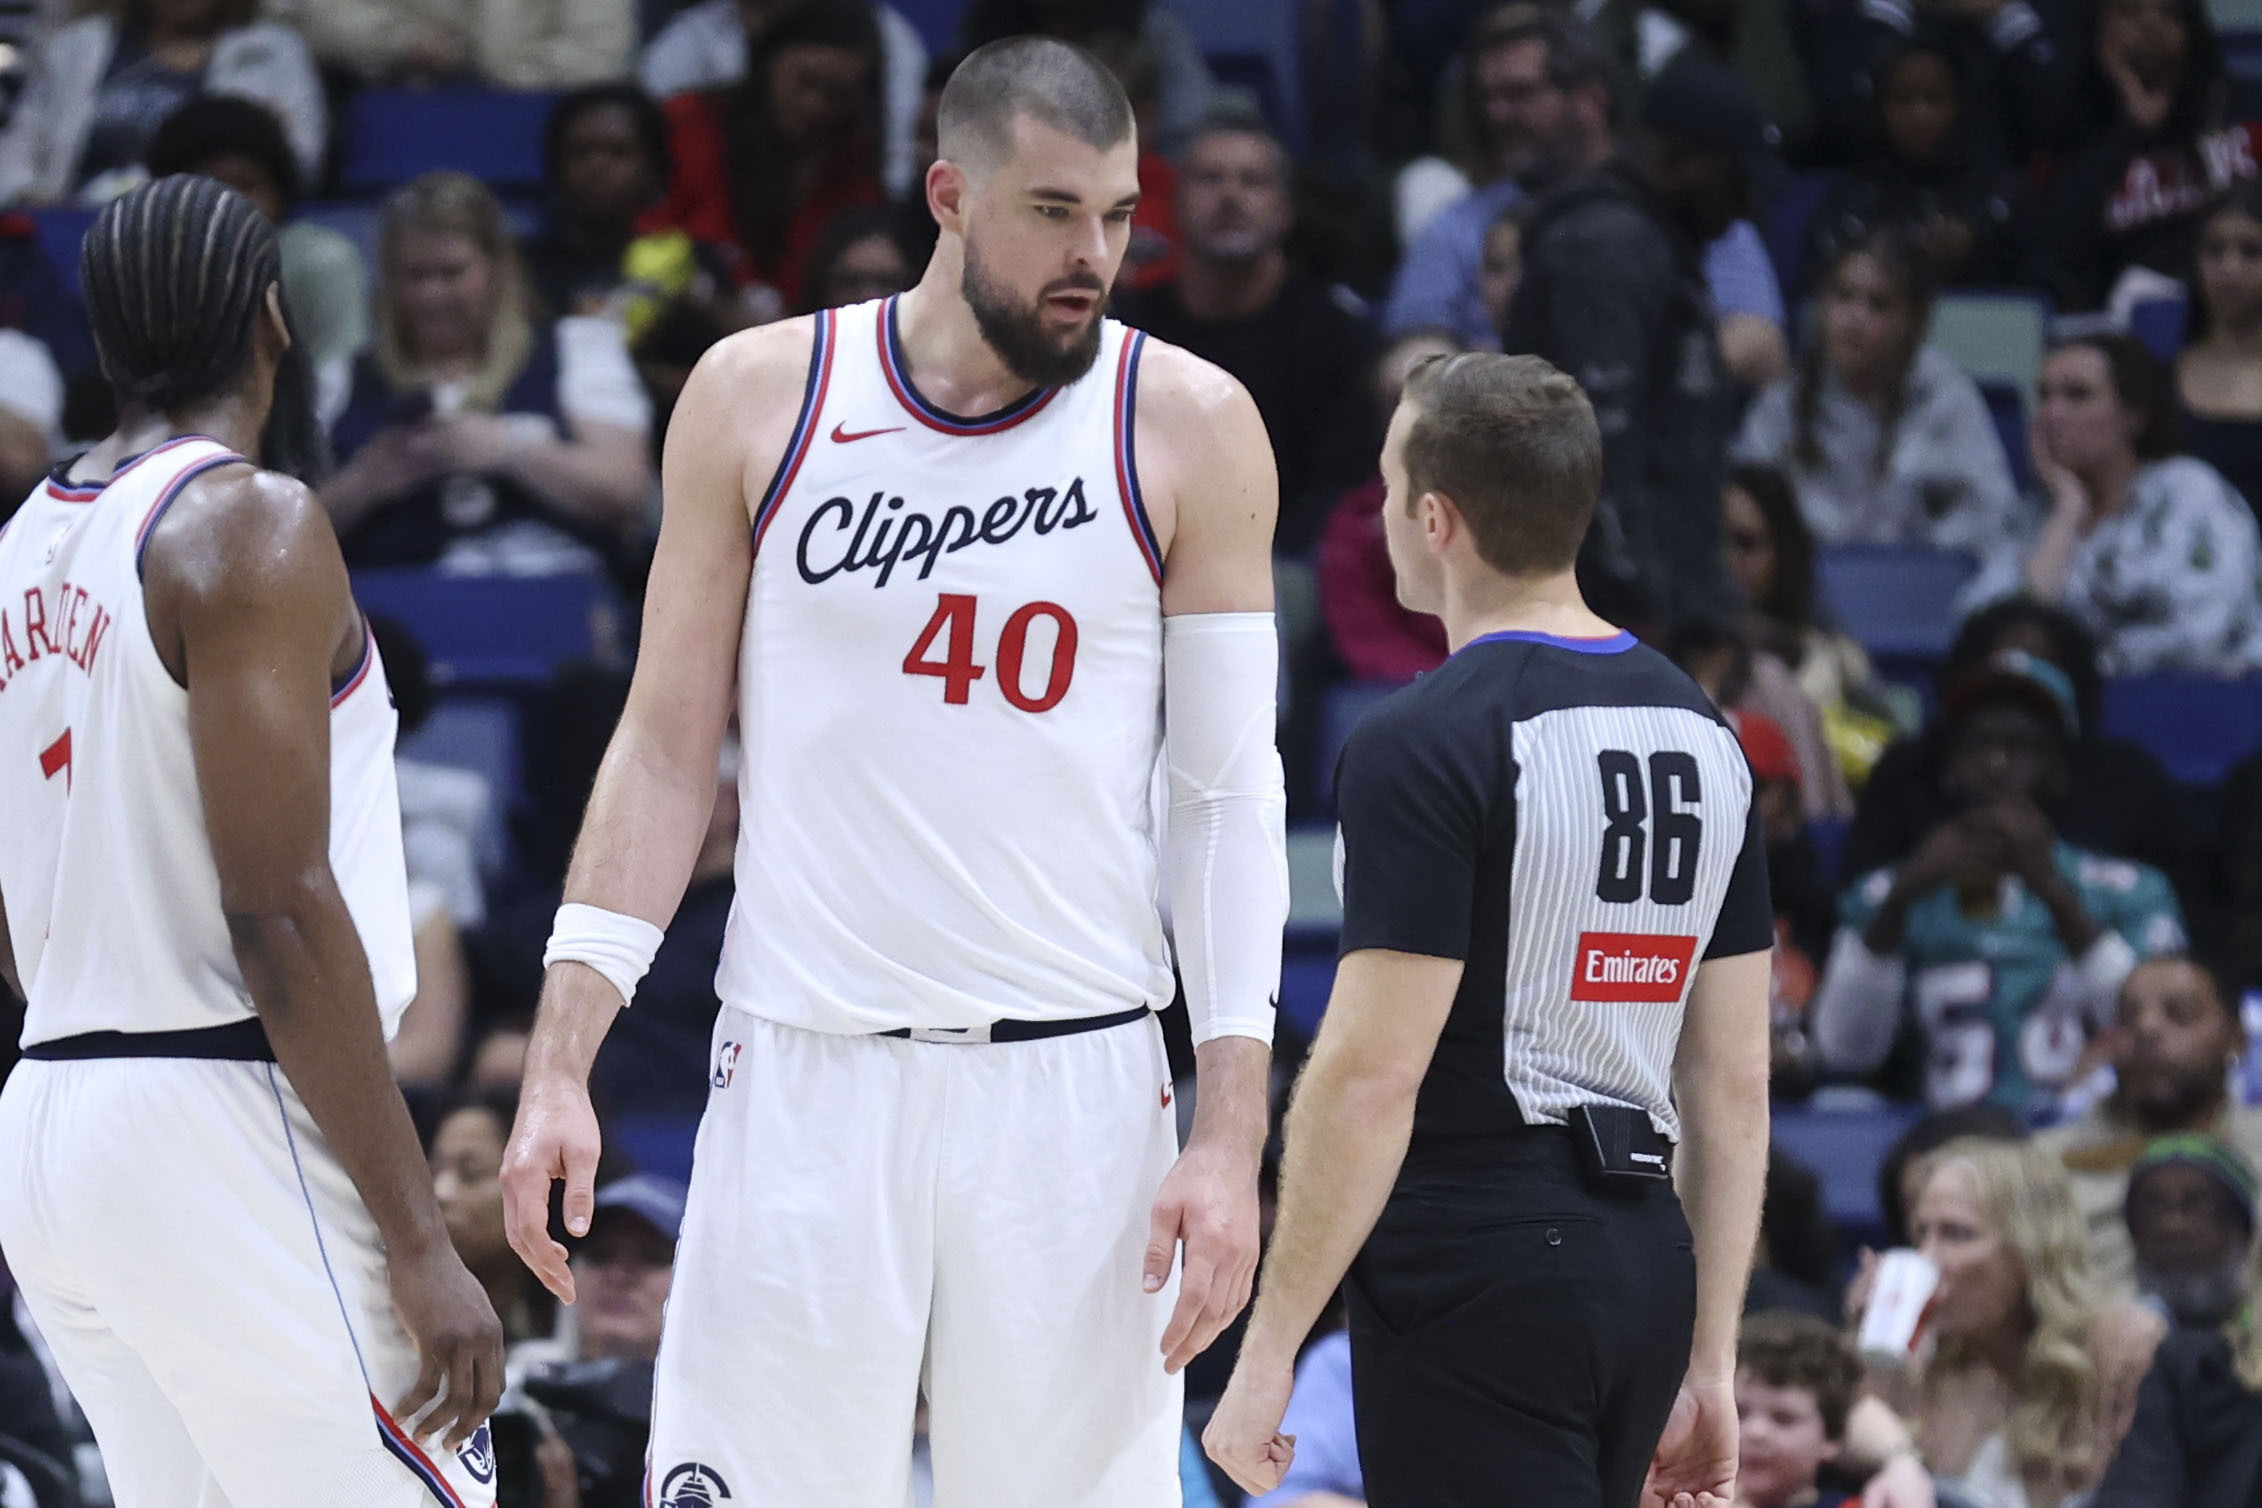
[1345, 1129, 1697, 1508]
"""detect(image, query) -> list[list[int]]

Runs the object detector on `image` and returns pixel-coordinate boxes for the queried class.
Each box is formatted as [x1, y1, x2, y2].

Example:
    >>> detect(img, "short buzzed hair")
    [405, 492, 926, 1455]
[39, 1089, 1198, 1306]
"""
[1399, 352, 1601, 576]
[937, 36, 1135, 170]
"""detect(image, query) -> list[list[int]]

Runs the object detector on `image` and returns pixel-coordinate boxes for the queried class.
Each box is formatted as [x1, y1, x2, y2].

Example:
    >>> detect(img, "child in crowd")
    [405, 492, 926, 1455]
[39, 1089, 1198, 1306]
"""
[1736, 1310, 1862, 1508]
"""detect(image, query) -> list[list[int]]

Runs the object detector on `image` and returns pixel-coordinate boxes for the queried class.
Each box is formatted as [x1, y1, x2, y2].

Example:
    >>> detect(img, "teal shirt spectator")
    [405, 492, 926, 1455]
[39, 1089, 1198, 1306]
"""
[1821, 844, 2186, 1114]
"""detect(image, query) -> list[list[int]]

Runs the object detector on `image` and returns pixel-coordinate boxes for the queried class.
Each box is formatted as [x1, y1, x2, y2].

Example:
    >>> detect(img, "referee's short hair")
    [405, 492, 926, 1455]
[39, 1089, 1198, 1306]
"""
[1400, 351, 1601, 576]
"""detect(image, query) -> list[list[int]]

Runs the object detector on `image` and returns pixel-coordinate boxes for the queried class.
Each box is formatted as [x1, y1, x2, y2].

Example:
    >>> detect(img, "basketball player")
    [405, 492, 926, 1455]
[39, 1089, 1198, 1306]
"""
[0, 178, 504, 1504]
[1206, 354, 1771, 1508]
[499, 37, 1287, 1508]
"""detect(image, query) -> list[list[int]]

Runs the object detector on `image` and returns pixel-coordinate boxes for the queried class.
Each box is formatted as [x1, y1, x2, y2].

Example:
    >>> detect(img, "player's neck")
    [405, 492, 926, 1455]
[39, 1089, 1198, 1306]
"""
[1439, 566, 1617, 652]
[894, 271, 1046, 417]
[78, 397, 264, 479]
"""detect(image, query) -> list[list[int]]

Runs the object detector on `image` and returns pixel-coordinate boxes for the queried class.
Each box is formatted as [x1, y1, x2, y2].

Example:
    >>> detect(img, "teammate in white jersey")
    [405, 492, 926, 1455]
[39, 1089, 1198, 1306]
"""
[500, 38, 1288, 1507]
[0, 177, 503, 1505]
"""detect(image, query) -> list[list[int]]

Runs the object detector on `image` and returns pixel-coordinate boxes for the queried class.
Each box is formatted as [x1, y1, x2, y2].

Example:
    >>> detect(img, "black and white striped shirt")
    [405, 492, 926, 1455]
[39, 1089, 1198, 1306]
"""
[1334, 629, 1771, 1150]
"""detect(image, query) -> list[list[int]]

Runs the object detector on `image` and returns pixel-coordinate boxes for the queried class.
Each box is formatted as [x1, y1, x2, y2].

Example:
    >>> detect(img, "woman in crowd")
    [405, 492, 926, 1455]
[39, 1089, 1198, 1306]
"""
[324, 172, 654, 581]
[2028, 0, 2262, 313]
[2025, 334, 2262, 674]
[1734, 230, 2022, 583]
[800, 203, 921, 312]
[2175, 182, 2262, 523]
[1722, 463, 1904, 789]
[429, 1087, 554, 1349]
[1850, 1139, 2119, 1508]
[654, 0, 886, 315]
[0, 0, 323, 206]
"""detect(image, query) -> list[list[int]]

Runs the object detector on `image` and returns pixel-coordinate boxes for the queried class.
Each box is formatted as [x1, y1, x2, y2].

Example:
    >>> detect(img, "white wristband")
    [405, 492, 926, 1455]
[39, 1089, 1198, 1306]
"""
[544, 902, 666, 1009]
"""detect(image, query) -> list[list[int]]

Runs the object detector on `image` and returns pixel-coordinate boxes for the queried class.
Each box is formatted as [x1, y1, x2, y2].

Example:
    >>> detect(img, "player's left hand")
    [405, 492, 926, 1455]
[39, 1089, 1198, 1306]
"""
[1202, 1353, 1297, 1495]
[1642, 1375, 1739, 1508]
[1146, 1140, 1259, 1373]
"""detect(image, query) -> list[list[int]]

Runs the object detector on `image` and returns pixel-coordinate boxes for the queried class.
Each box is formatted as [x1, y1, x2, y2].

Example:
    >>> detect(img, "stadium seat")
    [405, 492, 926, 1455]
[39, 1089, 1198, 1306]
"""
[339, 88, 560, 197]
[2129, 296, 2190, 366]
[27, 206, 96, 296]
[1805, 816, 1850, 888]
[398, 696, 515, 877]
[1763, 170, 1839, 301]
[1771, 1096, 1925, 1244]
[1929, 289, 2050, 397]
[611, 1112, 700, 1184]
[1160, 0, 1305, 150]
[1816, 545, 1978, 665]
[352, 569, 625, 689]
[1312, 680, 1403, 816]
[1978, 380, 2030, 493]
[2099, 672, 2262, 787]
[2227, 27, 2262, 79]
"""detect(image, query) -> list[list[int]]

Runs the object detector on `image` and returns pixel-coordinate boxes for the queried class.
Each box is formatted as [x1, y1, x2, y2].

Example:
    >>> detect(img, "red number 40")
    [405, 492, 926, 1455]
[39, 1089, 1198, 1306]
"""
[903, 594, 1079, 713]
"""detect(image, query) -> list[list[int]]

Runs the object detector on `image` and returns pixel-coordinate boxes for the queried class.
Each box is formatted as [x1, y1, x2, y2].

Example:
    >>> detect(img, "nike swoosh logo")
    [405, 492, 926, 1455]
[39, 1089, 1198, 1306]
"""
[831, 423, 905, 443]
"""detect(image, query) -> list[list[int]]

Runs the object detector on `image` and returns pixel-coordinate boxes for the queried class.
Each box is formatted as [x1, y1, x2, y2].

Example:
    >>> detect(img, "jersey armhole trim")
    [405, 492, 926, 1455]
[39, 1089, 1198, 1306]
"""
[130, 450, 251, 579]
[750, 307, 836, 557]
[1112, 328, 1164, 586]
[331, 616, 374, 707]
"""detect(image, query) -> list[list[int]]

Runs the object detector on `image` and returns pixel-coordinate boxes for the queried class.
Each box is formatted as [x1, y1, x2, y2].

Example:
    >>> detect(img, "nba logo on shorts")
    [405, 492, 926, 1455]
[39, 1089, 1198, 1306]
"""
[455, 1423, 496, 1485]
[712, 1041, 742, 1089]
[659, 1462, 732, 1506]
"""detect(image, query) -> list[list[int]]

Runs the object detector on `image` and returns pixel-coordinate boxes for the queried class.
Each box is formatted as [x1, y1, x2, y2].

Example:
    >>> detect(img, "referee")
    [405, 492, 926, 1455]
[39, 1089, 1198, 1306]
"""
[1205, 353, 1773, 1508]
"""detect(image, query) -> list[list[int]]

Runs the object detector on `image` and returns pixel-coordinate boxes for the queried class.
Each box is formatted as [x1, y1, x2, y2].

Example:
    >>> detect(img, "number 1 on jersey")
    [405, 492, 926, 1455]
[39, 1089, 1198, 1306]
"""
[904, 595, 1078, 713]
[39, 729, 70, 792]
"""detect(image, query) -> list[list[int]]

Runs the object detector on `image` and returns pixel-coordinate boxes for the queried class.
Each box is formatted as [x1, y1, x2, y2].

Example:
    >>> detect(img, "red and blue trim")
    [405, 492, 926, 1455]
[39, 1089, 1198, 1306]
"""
[131, 449, 249, 578]
[46, 434, 213, 506]
[878, 296, 1058, 435]
[331, 620, 375, 707]
[751, 308, 836, 556]
[1112, 329, 1163, 585]
[373, 1394, 470, 1508]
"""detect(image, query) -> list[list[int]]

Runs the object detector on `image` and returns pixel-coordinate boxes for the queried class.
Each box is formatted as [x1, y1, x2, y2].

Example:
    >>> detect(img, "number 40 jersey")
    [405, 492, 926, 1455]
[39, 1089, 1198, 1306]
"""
[1332, 632, 1775, 1148]
[718, 298, 1178, 1034]
[0, 437, 416, 1047]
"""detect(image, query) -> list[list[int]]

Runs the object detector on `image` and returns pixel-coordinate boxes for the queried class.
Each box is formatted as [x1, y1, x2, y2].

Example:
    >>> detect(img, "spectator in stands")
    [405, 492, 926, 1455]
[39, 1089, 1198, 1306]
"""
[1814, 649, 2187, 1116]
[1672, 616, 1853, 820]
[265, 0, 630, 88]
[0, 327, 59, 514]
[2123, 1134, 2257, 1327]
[565, 1175, 681, 1365]
[1722, 464, 1903, 791]
[1316, 329, 1459, 684]
[641, 0, 926, 199]
[0, 0, 323, 206]
[1851, 1138, 2116, 1508]
[1734, 1311, 1862, 1508]
[1504, 52, 1787, 632]
[800, 202, 917, 310]
[653, 0, 884, 315]
[1734, 230, 2023, 591]
[143, 96, 367, 417]
[2175, 183, 2262, 523]
[2230, 755, 2262, 994]
[2025, 334, 2262, 674]
[1843, 599, 2193, 912]
[1877, 1104, 2029, 1247]
[324, 172, 654, 581]
[1112, 108, 1376, 553]
[1751, 1152, 1844, 1318]
[955, 0, 1214, 155]
[1475, 201, 1526, 339]
[430, 1086, 555, 1347]
[1388, 6, 1790, 386]
[2028, 0, 2262, 313]
[1803, 37, 2018, 291]
[2038, 958, 2262, 1294]
[2092, 1279, 2262, 1508]
[1739, 712, 1834, 1087]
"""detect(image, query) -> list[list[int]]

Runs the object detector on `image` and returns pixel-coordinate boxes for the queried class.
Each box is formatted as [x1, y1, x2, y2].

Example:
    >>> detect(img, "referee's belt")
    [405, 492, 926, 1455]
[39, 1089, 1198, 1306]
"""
[876, 1005, 1151, 1045]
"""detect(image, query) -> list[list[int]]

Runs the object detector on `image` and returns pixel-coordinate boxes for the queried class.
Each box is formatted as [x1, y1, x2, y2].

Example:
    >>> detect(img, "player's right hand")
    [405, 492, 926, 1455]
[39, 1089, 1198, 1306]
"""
[388, 1241, 505, 1451]
[502, 1070, 603, 1305]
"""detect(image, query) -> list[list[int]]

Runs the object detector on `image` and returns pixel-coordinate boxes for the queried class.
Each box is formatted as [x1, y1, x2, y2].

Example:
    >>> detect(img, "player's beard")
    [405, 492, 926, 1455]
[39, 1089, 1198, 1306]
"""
[961, 235, 1107, 388]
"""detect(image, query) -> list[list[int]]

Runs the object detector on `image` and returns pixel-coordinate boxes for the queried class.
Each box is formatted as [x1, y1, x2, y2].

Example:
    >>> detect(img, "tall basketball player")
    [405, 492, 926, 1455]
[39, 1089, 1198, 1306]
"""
[499, 37, 1287, 1508]
[0, 177, 503, 1505]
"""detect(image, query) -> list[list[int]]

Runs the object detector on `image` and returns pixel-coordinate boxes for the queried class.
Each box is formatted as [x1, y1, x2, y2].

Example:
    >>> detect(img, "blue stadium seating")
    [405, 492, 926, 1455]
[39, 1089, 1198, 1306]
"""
[1312, 680, 1403, 816]
[612, 1112, 700, 1184]
[1771, 1097, 1926, 1244]
[2099, 672, 2262, 787]
[2129, 296, 2190, 366]
[339, 88, 560, 197]
[28, 206, 96, 297]
[1160, 0, 1305, 151]
[352, 569, 625, 689]
[1763, 170, 1839, 302]
[2225, 28, 2262, 81]
[397, 696, 518, 876]
[1816, 545, 1978, 666]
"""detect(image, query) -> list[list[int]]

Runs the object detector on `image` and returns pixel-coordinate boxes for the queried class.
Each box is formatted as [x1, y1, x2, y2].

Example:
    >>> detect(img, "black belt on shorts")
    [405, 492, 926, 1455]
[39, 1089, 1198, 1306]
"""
[876, 1005, 1151, 1044]
[21, 1018, 276, 1062]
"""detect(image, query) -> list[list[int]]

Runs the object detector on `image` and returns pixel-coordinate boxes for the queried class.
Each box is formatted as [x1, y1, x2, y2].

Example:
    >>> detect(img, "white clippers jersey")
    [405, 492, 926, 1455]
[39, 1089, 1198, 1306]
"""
[0, 436, 417, 1046]
[717, 298, 1176, 1033]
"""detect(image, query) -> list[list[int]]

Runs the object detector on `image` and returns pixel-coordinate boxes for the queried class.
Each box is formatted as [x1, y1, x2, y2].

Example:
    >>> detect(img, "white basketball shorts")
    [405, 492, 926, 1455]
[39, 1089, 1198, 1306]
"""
[645, 1007, 1185, 1507]
[0, 1054, 497, 1508]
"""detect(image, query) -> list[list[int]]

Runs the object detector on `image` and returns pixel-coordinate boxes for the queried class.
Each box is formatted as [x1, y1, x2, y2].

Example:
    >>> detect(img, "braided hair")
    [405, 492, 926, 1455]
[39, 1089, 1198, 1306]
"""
[78, 174, 327, 480]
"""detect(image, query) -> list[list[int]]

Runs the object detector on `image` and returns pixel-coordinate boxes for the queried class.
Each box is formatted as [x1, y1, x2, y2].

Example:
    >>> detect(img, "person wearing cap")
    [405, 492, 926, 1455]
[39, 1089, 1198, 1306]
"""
[2123, 1134, 2258, 1329]
[1383, 5, 1790, 387]
[1499, 49, 1786, 635]
[571, 1173, 682, 1365]
[1812, 648, 2187, 1119]
[2038, 957, 2262, 1296]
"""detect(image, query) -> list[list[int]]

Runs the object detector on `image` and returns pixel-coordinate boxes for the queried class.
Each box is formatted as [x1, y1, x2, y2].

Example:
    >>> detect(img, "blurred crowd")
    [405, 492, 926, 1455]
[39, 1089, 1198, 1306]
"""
[1, 0, 2262, 1503]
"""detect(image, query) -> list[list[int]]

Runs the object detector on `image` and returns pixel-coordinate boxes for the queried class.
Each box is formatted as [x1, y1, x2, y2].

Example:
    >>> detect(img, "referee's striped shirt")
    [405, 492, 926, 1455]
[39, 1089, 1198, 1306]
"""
[1333, 628, 1772, 1149]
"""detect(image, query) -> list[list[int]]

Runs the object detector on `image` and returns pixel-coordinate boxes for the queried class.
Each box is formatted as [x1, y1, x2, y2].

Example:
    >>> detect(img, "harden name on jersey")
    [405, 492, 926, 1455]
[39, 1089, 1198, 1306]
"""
[0, 582, 117, 695]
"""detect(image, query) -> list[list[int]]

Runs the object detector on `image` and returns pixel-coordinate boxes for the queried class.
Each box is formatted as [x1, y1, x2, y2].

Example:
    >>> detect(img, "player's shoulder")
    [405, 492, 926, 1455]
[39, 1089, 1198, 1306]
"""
[1119, 328, 1261, 434]
[691, 314, 824, 397]
[148, 459, 342, 601]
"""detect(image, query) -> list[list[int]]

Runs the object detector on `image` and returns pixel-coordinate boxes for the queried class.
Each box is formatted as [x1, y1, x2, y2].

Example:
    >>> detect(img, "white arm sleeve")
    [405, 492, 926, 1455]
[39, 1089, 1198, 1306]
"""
[1810, 929, 1908, 1074]
[1164, 612, 1288, 1047]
